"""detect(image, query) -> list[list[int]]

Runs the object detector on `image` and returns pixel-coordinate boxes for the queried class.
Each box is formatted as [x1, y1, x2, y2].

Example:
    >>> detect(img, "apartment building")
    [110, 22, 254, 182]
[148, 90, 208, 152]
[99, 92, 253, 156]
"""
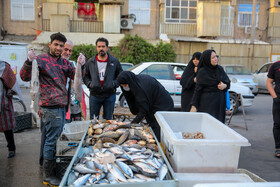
[1, 0, 280, 67]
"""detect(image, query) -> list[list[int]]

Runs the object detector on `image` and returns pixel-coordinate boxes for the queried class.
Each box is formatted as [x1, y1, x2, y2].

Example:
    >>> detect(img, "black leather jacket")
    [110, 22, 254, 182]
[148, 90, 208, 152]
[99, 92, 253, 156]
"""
[83, 54, 123, 98]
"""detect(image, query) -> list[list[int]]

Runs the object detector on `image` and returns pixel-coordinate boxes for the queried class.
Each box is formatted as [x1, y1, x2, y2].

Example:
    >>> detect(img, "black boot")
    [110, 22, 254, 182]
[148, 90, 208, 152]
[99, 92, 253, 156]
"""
[43, 159, 60, 186]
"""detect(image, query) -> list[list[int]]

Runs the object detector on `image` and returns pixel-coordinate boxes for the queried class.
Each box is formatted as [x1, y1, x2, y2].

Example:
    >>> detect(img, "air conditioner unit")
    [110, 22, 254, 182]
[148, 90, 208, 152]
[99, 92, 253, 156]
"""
[245, 26, 251, 34]
[275, 0, 280, 7]
[120, 18, 134, 29]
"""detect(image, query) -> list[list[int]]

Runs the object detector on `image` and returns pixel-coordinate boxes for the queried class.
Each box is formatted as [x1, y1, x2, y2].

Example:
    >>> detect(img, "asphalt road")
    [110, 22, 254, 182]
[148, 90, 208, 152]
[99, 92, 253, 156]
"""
[0, 88, 279, 187]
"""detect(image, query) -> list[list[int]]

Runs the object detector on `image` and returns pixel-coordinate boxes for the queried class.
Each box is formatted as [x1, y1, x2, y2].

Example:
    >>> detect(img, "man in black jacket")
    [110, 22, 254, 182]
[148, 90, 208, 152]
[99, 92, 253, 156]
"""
[83, 37, 122, 120]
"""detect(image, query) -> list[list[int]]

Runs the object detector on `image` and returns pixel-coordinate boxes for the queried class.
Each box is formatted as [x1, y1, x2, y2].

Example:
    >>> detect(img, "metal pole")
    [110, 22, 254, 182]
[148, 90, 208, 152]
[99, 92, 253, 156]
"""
[250, 0, 257, 44]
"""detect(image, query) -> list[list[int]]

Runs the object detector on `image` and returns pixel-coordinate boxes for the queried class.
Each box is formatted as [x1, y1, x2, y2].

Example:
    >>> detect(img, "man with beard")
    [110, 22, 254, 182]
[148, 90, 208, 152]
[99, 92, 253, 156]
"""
[20, 32, 79, 186]
[83, 37, 122, 120]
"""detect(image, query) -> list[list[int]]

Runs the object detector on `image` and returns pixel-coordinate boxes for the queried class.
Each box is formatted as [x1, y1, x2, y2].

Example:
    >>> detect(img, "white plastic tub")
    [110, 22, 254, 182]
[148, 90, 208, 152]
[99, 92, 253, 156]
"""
[62, 121, 90, 141]
[194, 182, 280, 187]
[176, 173, 254, 187]
[155, 112, 250, 173]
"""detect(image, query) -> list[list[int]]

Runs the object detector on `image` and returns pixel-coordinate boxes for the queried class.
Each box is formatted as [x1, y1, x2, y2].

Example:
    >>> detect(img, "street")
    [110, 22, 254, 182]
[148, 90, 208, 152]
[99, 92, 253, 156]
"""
[0, 87, 279, 187]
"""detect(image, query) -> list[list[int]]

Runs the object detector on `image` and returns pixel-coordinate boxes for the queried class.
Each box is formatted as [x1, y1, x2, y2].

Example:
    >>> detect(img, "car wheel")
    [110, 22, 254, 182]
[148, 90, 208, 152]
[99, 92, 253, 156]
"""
[229, 94, 239, 115]
[120, 96, 129, 108]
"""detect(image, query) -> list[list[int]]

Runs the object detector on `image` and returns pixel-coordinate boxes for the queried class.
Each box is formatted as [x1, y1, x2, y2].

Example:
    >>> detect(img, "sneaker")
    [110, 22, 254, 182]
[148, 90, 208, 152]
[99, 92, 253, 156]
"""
[7, 151, 15, 158]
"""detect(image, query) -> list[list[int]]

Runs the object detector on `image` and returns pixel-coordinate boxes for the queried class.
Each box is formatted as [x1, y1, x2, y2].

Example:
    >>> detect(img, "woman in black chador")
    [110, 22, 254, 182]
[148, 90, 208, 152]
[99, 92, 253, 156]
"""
[116, 71, 174, 140]
[190, 49, 230, 123]
[180, 52, 201, 111]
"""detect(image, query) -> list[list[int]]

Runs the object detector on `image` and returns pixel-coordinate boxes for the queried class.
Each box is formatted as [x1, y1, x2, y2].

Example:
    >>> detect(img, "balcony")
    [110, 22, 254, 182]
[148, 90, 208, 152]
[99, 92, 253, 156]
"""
[42, 19, 104, 33]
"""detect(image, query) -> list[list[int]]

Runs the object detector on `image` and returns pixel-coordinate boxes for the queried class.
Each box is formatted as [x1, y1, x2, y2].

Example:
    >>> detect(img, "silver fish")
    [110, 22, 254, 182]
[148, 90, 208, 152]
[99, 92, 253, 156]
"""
[116, 161, 133, 178]
[73, 163, 99, 174]
[73, 53, 85, 118]
[117, 130, 130, 145]
[134, 174, 156, 181]
[133, 162, 158, 177]
[67, 170, 78, 186]
[158, 164, 168, 181]
[85, 160, 95, 170]
[107, 163, 127, 182]
[30, 58, 40, 127]
[127, 178, 146, 183]
[73, 174, 91, 186]
[107, 173, 118, 184]
[109, 146, 125, 155]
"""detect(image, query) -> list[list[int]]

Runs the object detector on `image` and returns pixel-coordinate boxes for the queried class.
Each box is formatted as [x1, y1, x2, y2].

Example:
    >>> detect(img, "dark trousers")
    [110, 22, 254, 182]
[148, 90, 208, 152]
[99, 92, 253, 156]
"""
[273, 98, 280, 149]
[89, 94, 116, 120]
[4, 130, 16, 151]
[146, 115, 161, 142]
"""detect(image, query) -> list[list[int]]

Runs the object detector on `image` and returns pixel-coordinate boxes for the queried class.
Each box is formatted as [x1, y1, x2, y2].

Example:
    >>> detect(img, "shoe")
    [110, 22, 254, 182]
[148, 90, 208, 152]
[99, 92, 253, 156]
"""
[43, 159, 60, 186]
[275, 149, 280, 158]
[7, 151, 15, 158]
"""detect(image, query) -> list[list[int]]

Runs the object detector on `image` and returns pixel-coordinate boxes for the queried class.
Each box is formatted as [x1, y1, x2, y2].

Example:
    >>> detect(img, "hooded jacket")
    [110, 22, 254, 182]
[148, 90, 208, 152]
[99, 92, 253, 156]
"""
[116, 71, 174, 123]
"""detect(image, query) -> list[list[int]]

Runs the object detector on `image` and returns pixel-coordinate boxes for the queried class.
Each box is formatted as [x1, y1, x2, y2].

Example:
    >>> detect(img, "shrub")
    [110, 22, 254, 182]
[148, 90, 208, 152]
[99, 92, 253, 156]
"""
[69, 34, 176, 64]
[70, 44, 97, 61]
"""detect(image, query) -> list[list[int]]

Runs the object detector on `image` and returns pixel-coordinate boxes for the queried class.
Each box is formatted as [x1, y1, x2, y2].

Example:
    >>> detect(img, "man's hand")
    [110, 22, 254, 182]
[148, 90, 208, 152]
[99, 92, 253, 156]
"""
[28, 48, 36, 61]
[190, 105, 197, 112]
[77, 53, 85, 66]
[218, 81, 227, 90]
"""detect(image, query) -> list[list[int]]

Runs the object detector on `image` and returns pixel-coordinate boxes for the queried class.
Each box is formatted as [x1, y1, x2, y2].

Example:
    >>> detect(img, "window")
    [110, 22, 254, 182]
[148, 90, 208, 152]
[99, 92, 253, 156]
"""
[140, 64, 172, 80]
[171, 65, 186, 79]
[129, 0, 150, 24]
[238, 4, 259, 27]
[259, 64, 272, 73]
[11, 0, 34, 21]
[165, 0, 197, 23]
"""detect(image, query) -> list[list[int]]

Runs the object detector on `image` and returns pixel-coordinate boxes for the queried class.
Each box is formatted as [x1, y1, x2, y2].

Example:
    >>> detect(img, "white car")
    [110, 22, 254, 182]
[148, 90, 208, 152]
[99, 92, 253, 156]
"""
[115, 62, 254, 114]
[222, 65, 259, 95]
[253, 62, 273, 93]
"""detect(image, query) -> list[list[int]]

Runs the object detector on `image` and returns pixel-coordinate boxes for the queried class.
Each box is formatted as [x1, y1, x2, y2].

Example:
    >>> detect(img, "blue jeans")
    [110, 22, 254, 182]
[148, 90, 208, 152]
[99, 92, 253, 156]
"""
[41, 107, 66, 160]
[90, 94, 116, 120]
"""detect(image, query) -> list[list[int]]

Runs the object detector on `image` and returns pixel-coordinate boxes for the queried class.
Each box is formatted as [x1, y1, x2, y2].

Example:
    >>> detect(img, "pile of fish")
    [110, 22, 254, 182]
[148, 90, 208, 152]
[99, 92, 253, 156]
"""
[182, 131, 205, 139]
[66, 120, 169, 186]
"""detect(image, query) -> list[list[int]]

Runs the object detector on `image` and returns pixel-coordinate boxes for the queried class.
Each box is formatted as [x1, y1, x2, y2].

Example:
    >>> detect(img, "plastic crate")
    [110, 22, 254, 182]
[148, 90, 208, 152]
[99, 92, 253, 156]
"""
[155, 112, 251, 173]
[56, 140, 79, 157]
[13, 112, 32, 132]
[56, 156, 72, 179]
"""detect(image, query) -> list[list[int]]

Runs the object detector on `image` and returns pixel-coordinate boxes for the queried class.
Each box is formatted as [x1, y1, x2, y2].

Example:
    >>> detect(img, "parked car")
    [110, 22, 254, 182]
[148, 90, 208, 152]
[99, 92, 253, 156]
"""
[222, 65, 259, 95]
[116, 62, 255, 114]
[253, 62, 273, 93]
[121, 62, 134, 71]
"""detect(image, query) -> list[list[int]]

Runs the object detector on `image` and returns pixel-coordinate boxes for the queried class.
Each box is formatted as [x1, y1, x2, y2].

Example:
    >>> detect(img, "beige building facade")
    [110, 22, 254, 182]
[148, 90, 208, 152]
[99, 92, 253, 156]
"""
[1, 0, 280, 69]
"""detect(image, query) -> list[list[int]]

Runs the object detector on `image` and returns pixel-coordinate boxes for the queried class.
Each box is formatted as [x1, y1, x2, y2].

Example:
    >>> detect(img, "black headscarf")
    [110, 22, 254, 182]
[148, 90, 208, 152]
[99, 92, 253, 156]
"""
[116, 71, 151, 115]
[196, 49, 230, 88]
[180, 52, 201, 88]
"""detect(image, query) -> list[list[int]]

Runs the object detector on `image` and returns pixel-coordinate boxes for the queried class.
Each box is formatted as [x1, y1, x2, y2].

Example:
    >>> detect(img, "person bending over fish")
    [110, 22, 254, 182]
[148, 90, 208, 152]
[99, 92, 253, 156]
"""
[116, 71, 174, 141]
[20, 32, 85, 187]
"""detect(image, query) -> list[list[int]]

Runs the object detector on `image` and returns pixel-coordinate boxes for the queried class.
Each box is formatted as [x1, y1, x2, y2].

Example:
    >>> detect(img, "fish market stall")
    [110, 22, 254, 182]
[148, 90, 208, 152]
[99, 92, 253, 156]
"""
[59, 120, 178, 187]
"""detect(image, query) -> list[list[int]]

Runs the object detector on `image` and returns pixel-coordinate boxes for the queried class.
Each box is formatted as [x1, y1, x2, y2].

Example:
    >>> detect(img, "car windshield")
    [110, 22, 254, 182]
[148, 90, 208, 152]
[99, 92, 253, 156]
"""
[121, 64, 133, 71]
[225, 66, 252, 75]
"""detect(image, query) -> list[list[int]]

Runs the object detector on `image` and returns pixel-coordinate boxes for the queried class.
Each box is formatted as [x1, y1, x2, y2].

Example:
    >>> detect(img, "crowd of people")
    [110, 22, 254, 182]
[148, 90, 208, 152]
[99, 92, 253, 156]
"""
[0, 32, 279, 186]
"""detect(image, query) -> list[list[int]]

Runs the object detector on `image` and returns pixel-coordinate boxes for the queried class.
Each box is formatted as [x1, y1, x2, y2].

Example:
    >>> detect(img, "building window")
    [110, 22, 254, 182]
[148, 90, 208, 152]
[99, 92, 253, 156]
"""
[11, 0, 34, 21]
[165, 0, 197, 23]
[129, 0, 150, 25]
[238, 4, 259, 27]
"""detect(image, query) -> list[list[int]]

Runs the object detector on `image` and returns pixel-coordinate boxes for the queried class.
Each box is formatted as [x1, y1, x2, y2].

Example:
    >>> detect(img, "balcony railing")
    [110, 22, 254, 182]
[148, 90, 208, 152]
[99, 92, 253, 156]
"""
[42, 19, 103, 33]
[160, 23, 197, 36]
